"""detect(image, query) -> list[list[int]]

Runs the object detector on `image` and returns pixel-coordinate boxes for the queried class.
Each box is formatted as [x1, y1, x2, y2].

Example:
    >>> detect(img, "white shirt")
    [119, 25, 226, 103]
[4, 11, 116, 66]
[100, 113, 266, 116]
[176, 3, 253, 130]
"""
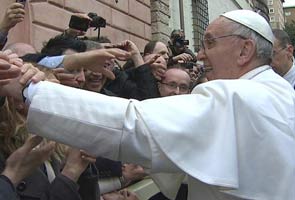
[27, 65, 295, 200]
[283, 57, 295, 89]
[38, 56, 64, 69]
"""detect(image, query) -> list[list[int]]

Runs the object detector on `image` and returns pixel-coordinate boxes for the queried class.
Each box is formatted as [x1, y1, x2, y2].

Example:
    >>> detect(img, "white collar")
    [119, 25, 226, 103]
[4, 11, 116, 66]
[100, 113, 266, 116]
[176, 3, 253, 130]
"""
[239, 65, 271, 80]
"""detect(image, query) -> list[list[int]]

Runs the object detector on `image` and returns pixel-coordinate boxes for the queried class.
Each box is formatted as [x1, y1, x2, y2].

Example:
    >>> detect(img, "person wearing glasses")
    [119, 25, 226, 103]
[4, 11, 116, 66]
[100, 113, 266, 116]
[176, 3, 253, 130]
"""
[271, 29, 295, 89]
[158, 67, 191, 97]
[25, 10, 294, 200]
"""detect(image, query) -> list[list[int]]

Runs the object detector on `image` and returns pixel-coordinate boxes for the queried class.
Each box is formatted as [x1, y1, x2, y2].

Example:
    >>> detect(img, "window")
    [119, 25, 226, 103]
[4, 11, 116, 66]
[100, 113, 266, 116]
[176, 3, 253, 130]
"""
[270, 16, 275, 22]
[268, 0, 273, 5]
[285, 12, 291, 16]
[192, 0, 208, 52]
[269, 8, 274, 13]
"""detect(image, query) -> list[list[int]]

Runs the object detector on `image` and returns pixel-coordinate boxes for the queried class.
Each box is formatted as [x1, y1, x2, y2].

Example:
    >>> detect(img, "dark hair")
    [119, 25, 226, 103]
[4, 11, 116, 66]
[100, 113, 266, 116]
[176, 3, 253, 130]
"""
[83, 40, 103, 51]
[41, 35, 86, 56]
[21, 53, 46, 63]
[170, 29, 184, 39]
[272, 29, 292, 48]
[143, 41, 158, 55]
[82, 36, 112, 43]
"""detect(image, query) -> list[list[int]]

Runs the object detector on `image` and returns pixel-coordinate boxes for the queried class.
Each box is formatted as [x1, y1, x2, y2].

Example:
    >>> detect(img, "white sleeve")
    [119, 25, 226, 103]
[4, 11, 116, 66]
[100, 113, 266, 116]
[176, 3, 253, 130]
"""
[27, 81, 181, 172]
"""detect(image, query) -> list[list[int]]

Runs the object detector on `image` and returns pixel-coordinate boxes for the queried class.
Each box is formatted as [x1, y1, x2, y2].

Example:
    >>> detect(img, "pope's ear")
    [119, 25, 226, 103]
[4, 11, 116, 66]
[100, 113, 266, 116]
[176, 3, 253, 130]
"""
[237, 39, 256, 66]
[286, 44, 294, 58]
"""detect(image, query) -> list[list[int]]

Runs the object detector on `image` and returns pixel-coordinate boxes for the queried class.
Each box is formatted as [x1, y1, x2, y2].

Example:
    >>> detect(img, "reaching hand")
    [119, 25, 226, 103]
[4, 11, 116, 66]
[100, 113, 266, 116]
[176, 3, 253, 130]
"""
[19, 63, 45, 84]
[107, 40, 143, 67]
[144, 54, 160, 65]
[62, 148, 96, 182]
[2, 49, 23, 67]
[53, 68, 82, 88]
[0, 3, 25, 33]
[0, 63, 45, 101]
[120, 190, 139, 200]
[1, 136, 55, 186]
[173, 53, 193, 63]
[0, 52, 20, 86]
[64, 48, 131, 80]
[65, 13, 92, 37]
[149, 55, 167, 80]
[110, 40, 140, 57]
[122, 164, 146, 186]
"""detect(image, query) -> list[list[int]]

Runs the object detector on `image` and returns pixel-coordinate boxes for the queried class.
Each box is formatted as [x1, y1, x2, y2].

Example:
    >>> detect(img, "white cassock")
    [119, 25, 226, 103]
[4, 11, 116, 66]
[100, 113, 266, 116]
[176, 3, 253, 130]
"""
[27, 65, 295, 200]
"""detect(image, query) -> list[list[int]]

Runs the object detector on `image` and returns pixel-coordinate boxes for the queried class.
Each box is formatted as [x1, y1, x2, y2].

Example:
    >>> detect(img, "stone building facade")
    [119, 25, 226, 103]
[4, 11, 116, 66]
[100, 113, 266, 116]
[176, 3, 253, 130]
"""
[1, 0, 209, 54]
[267, 0, 285, 29]
[284, 6, 295, 24]
[1, 0, 258, 54]
[1, 0, 151, 52]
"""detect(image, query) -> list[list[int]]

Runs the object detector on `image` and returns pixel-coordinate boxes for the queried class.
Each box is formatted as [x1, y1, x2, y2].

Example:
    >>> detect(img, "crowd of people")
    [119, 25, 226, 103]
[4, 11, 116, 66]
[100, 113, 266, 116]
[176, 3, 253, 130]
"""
[0, 2, 294, 200]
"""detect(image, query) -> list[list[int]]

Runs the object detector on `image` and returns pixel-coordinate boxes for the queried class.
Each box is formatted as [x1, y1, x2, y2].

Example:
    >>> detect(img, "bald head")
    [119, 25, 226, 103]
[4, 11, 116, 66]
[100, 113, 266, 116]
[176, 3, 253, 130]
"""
[158, 68, 191, 97]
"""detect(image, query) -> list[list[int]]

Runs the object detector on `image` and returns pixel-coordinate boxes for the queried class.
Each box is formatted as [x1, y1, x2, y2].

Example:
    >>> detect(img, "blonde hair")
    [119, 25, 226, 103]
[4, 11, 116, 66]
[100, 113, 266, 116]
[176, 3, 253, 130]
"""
[0, 97, 28, 157]
[0, 64, 66, 161]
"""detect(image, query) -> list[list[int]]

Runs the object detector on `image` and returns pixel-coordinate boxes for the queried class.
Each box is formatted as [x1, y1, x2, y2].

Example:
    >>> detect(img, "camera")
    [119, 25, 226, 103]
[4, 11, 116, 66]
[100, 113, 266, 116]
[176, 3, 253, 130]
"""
[173, 36, 189, 48]
[179, 61, 195, 69]
[69, 12, 106, 32]
[88, 12, 106, 29]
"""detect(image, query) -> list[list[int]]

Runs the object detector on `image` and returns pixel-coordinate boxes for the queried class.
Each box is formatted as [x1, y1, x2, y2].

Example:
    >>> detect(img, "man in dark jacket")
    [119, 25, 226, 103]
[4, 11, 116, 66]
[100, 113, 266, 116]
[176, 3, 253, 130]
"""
[106, 40, 168, 100]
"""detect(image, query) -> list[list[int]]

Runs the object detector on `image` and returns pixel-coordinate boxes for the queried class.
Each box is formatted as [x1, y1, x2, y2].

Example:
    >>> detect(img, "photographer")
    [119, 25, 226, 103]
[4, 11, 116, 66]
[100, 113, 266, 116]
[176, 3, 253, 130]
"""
[167, 29, 197, 66]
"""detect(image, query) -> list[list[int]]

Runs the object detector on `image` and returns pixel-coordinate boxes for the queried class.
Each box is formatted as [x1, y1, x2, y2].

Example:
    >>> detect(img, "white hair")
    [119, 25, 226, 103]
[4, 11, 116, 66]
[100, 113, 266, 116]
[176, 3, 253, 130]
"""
[229, 21, 273, 64]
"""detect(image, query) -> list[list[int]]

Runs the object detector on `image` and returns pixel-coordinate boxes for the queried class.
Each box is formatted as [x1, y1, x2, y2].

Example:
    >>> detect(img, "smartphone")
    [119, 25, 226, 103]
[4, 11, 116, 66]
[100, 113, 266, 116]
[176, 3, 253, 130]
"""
[16, 0, 26, 5]
[69, 15, 90, 32]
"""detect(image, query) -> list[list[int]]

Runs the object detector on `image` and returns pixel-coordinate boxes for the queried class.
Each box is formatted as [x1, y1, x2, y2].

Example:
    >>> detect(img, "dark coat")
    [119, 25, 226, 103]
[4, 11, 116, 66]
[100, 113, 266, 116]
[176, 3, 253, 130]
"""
[0, 175, 18, 200]
[0, 153, 99, 200]
[105, 64, 160, 100]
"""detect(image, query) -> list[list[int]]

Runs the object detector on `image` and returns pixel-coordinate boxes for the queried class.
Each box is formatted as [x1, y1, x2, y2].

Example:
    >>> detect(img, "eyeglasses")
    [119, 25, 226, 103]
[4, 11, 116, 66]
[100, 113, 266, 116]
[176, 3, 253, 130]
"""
[201, 34, 248, 50]
[272, 47, 286, 56]
[161, 82, 190, 92]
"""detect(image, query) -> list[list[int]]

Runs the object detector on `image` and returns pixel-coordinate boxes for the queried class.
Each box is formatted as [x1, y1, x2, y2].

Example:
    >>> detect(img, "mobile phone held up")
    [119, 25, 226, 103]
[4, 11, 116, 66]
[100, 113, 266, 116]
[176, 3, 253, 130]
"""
[69, 15, 90, 32]
[16, 0, 26, 5]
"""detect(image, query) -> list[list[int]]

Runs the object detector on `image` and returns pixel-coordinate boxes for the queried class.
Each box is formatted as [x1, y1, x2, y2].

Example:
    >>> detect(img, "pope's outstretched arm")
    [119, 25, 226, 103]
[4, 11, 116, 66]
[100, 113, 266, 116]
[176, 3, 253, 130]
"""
[26, 81, 181, 173]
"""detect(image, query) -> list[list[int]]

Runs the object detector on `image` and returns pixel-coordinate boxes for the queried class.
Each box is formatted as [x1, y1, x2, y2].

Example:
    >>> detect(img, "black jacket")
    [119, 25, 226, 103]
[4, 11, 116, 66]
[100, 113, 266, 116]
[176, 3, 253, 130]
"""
[0, 153, 99, 200]
[105, 64, 160, 100]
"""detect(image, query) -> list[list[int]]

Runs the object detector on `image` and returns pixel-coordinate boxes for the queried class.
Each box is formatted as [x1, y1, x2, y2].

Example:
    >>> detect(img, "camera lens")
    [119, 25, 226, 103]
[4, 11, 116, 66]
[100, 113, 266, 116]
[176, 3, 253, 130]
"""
[88, 12, 106, 28]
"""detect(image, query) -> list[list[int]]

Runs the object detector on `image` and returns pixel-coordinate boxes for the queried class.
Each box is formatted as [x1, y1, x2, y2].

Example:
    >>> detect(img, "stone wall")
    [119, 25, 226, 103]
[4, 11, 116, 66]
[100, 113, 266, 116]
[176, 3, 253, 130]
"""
[1, 0, 151, 52]
[150, 0, 171, 44]
[208, 0, 252, 22]
[284, 6, 295, 24]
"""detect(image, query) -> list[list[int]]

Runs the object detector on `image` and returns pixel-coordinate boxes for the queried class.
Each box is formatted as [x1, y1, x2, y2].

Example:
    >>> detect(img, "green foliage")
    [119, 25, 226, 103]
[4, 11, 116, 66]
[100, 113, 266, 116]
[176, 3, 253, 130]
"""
[284, 20, 295, 47]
